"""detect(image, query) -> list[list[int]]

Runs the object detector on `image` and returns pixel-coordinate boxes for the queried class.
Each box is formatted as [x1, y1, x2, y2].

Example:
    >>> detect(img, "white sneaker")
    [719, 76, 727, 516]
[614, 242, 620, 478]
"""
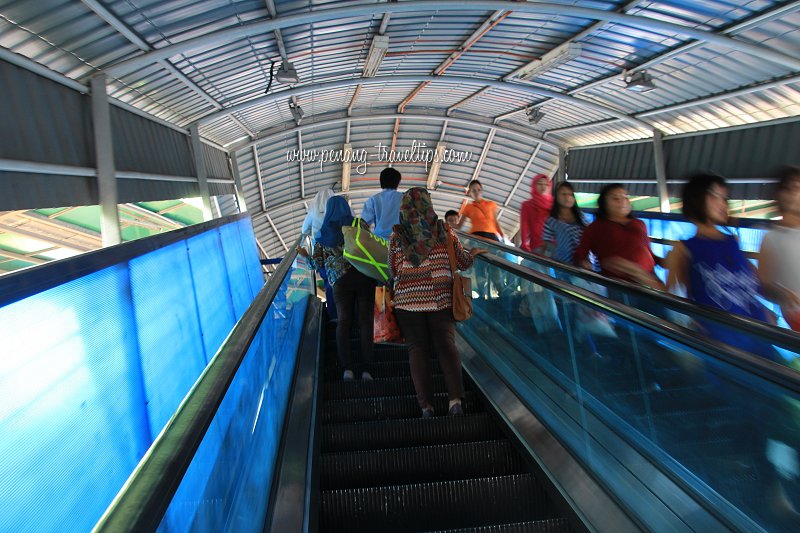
[361, 371, 374, 381]
[343, 370, 355, 381]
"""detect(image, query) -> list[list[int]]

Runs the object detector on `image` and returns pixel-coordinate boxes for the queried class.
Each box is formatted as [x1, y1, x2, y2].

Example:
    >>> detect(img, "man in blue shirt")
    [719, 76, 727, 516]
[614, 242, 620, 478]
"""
[362, 167, 403, 240]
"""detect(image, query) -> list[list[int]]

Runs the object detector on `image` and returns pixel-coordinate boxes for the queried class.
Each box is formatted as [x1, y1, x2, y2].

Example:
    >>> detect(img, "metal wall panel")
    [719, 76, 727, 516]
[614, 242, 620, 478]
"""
[567, 119, 800, 198]
[111, 106, 194, 176]
[117, 178, 199, 204]
[201, 143, 232, 180]
[0, 172, 95, 210]
[665, 120, 800, 180]
[0, 59, 93, 166]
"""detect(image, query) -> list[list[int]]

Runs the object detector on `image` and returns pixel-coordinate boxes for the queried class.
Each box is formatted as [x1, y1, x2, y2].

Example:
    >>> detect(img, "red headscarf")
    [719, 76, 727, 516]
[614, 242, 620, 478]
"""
[520, 174, 553, 251]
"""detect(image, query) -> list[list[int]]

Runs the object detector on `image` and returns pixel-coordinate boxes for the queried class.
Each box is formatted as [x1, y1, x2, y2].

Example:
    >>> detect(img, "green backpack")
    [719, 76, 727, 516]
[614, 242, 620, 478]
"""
[342, 218, 390, 282]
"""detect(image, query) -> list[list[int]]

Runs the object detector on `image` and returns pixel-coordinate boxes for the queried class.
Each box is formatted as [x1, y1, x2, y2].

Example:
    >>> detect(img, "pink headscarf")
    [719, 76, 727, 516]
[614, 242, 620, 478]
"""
[520, 174, 553, 251]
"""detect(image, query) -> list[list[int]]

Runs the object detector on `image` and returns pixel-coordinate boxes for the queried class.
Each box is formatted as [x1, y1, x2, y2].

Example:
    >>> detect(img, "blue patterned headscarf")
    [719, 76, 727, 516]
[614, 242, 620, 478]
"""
[316, 195, 353, 247]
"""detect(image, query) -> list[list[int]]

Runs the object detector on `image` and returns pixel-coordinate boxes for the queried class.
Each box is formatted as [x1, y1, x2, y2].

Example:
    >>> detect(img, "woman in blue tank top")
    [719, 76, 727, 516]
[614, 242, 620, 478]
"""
[667, 173, 777, 362]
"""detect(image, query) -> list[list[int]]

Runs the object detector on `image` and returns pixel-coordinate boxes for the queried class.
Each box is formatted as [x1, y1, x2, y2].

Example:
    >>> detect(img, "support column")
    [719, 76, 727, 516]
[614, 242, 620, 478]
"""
[229, 152, 248, 212]
[653, 130, 670, 213]
[90, 74, 121, 246]
[555, 147, 566, 183]
[189, 124, 213, 221]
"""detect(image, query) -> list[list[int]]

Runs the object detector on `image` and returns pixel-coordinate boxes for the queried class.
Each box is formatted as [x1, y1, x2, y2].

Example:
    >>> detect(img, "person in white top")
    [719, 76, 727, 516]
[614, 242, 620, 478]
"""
[759, 165, 800, 331]
[301, 187, 337, 319]
[302, 187, 335, 247]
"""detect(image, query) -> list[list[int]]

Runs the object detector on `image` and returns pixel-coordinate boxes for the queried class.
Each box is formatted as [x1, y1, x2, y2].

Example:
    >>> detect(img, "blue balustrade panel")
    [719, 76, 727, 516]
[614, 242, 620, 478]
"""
[0, 216, 265, 532]
[158, 258, 314, 533]
[187, 230, 238, 362]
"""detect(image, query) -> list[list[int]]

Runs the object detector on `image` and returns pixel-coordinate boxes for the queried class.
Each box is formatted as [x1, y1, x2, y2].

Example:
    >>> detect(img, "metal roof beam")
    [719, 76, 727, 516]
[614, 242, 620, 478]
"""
[297, 131, 306, 198]
[0, 249, 47, 265]
[544, 73, 800, 137]
[229, 111, 561, 154]
[264, 0, 290, 63]
[503, 142, 542, 207]
[469, 129, 496, 185]
[570, 0, 800, 97]
[196, 75, 653, 132]
[252, 146, 268, 212]
[104, 1, 800, 78]
[265, 213, 289, 252]
[0, 222, 96, 253]
[80, 0, 224, 114]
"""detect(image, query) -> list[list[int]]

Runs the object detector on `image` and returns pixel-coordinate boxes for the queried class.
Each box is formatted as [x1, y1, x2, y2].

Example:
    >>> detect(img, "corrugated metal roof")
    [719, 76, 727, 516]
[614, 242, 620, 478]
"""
[2, 0, 799, 253]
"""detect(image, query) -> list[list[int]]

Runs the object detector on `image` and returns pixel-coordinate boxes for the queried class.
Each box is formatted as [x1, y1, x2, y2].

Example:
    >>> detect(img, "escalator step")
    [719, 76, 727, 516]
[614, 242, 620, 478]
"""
[320, 474, 551, 532]
[324, 375, 448, 400]
[324, 359, 442, 380]
[322, 392, 481, 423]
[428, 519, 571, 533]
[322, 413, 502, 452]
[321, 440, 526, 489]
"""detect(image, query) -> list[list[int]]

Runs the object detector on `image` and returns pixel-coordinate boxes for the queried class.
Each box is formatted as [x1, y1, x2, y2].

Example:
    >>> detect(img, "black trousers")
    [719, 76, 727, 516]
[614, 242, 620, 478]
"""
[395, 308, 465, 408]
[333, 268, 377, 373]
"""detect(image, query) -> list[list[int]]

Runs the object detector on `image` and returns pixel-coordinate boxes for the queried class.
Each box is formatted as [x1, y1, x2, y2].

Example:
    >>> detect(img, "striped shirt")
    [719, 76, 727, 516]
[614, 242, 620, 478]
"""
[542, 217, 584, 264]
[389, 227, 474, 312]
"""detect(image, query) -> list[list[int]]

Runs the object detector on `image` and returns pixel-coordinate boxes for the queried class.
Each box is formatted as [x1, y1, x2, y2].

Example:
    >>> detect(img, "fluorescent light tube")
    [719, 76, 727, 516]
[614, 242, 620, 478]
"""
[363, 35, 389, 78]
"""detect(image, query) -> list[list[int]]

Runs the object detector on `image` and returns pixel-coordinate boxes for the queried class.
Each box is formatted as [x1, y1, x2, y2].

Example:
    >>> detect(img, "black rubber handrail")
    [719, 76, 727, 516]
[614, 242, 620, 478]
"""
[92, 238, 301, 533]
[583, 207, 774, 230]
[472, 251, 800, 394]
[458, 230, 800, 353]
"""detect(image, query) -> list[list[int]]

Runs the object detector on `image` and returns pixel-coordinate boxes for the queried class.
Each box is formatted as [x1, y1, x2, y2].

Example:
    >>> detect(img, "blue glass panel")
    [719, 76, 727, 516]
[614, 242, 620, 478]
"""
[158, 258, 314, 533]
[129, 241, 208, 435]
[0, 265, 149, 532]
[219, 221, 255, 319]
[459, 258, 800, 531]
[0, 216, 270, 531]
[237, 218, 266, 298]
[187, 230, 237, 362]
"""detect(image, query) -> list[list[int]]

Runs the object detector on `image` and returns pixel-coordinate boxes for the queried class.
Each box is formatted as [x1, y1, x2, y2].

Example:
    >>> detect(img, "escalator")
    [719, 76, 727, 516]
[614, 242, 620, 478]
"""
[317, 325, 571, 532]
[93, 237, 800, 533]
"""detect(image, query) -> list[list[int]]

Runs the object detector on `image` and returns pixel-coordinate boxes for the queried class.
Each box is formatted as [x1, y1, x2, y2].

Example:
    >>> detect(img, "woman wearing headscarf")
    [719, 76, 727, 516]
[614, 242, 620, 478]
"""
[301, 187, 334, 247]
[301, 187, 336, 319]
[298, 196, 376, 381]
[519, 174, 554, 252]
[390, 188, 485, 417]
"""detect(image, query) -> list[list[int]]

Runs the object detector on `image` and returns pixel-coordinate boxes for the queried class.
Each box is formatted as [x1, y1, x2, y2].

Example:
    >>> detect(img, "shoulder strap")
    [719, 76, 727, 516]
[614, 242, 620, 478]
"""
[445, 226, 457, 274]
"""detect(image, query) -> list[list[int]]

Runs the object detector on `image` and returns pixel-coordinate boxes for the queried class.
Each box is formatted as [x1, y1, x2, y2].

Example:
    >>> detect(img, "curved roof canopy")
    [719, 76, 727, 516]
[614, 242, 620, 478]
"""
[1, 0, 799, 256]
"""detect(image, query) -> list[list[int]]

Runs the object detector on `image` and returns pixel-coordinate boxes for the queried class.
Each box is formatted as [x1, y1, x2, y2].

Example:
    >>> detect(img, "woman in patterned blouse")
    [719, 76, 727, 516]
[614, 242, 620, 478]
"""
[390, 188, 485, 418]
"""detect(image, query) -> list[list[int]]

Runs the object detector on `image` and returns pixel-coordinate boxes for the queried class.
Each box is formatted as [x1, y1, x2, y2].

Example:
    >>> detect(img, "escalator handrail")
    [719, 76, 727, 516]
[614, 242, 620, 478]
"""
[473, 251, 800, 394]
[92, 238, 302, 533]
[582, 206, 774, 231]
[458, 230, 800, 352]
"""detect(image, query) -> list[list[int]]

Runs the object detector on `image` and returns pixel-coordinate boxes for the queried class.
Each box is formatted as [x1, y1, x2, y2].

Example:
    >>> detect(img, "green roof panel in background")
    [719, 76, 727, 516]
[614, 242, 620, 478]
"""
[53, 206, 103, 233]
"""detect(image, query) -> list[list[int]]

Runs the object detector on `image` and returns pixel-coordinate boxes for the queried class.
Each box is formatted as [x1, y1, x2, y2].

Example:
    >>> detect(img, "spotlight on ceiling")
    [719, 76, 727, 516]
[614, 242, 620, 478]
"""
[624, 70, 656, 93]
[289, 100, 304, 123]
[525, 106, 545, 125]
[363, 35, 389, 77]
[276, 61, 300, 84]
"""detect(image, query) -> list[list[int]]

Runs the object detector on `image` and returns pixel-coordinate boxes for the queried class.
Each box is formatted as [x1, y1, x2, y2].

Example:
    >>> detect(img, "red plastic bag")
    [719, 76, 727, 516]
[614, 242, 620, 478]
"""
[374, 287, 403, 343]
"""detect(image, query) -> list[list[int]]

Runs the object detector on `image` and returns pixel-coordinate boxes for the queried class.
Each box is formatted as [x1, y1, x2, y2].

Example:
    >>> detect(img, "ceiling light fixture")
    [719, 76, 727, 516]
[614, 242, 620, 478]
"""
[288, 100, 304, 123]
[363, 35, 389, 78]
[525, 106, 545, 124]
[275, 61, 300, 84]
[426, 142, 447, 189]
[507, 42, 582, 82]
[624, 70, 656, 93]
